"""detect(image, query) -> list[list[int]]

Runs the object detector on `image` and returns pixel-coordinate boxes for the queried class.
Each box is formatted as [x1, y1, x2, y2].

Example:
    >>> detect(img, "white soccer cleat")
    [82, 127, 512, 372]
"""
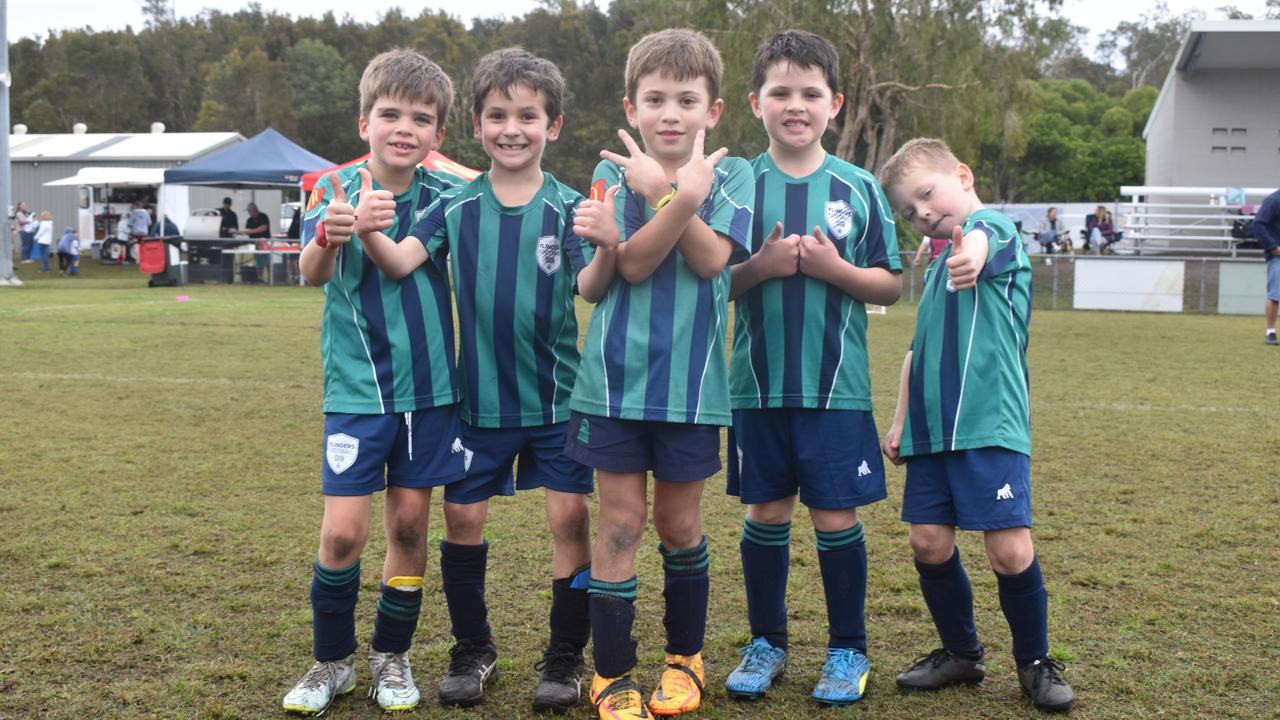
[282, 653, 357, 714]
[369, 649, 421, 711]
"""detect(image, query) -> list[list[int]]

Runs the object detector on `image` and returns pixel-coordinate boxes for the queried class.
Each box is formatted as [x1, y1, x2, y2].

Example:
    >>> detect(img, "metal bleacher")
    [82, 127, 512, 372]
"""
[1119, 185, 1270, 257]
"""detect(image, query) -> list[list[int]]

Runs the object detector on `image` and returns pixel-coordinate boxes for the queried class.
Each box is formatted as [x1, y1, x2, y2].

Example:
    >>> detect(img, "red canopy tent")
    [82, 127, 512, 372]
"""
[300, 150, 480, 192]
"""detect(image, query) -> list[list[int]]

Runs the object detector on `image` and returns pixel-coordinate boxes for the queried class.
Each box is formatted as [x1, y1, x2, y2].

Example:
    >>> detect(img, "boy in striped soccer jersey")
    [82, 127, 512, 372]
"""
[283, 49, 466, 715]
[356, 49, 619, 714]
[562, 28, 754, 720]
[722, 31, 902, 707]
[879, 138, 1074, 714]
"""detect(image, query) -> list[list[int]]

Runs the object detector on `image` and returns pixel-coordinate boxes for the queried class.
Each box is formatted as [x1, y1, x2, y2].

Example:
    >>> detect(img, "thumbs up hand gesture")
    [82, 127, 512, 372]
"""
[574, 183, 621, 250]
[799, 225, 840, 281]
[351, 167, 397, 239]
[320, 171, 356, 247]
[944, 224, 984, 291]
[754, 221, 801, 280]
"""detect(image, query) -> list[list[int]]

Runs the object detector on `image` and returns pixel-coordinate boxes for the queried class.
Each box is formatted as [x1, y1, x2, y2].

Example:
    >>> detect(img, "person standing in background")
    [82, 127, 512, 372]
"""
[14, 201, 36, 263]
[1252, 188, 1280, 346]
[33, 211, 54, 272]
[218, 197, 239, 238]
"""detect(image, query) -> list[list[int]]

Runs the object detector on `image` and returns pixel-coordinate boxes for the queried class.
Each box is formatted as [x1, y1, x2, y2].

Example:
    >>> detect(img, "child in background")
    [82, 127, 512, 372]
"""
[56, 226, 79, 276]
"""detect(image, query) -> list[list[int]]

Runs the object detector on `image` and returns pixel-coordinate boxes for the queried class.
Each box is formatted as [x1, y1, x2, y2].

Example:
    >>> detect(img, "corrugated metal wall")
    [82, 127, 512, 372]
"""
[13, 160, 288, 240]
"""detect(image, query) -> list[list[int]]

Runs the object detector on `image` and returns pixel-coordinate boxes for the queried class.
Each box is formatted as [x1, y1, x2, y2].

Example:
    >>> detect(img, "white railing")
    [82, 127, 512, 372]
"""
[1118, 186, 1272, 257]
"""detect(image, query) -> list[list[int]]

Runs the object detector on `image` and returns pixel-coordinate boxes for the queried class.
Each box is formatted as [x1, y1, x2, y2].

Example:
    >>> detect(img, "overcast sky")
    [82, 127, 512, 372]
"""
[7, 0, 1273, 51]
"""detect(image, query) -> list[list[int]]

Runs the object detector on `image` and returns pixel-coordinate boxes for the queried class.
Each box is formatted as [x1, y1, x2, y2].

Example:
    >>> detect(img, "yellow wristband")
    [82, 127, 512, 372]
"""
[652, 185, 678, 212]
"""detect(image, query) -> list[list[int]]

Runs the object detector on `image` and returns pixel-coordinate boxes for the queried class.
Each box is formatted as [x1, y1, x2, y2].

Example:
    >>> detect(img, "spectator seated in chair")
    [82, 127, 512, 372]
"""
[1084, 205, 1121, 255]
[1034, 206, 1071, 254]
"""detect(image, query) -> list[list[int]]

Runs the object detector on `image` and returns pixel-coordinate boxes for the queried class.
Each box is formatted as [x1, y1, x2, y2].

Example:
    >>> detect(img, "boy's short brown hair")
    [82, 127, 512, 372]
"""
[359, 48, 454, 124]
[751, 30, 840, 95]
[625, 29, 723, 102]
[878, 138, 961, 192]
[470, 48, 566, 122]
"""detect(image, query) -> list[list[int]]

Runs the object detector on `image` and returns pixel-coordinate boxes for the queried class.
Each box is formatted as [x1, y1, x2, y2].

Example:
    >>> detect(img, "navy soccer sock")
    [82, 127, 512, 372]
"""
[370, 577, 424, 654]
[549, 564, 591, 651]
[915, 548, 982, 657]
[996, 555, 1050, 665]
[440, 540, 491, 644]
[660, 537, 710, 656]
[588, 576, 638, 678]
[311, 558, 360, 661]
[741, 517, 791, 649]
[816, 522, 868, 653]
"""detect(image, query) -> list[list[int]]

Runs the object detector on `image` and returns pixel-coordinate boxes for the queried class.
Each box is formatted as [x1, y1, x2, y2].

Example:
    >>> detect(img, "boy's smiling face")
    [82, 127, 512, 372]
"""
[360, 96, 444, 176]
[749, 61, 843, 154]
[624, 72, 723, 166]
[473, 83, 562, 175]
[889, 163, 980, 240]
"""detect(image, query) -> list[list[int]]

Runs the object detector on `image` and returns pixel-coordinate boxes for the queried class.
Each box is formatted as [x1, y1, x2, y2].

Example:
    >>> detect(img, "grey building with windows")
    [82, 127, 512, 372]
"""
[1143, 20, 1280, 191]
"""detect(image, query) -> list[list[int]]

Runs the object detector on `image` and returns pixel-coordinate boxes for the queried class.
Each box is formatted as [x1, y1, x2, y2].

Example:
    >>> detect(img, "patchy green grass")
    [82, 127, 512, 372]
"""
[1, 261, 1277, 719]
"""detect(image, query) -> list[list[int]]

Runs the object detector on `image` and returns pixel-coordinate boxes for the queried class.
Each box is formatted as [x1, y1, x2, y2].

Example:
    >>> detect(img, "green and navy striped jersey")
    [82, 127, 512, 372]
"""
[301, 162, 459, 415]
[901, 208, 1032, 457]
[569, 157, 755, 426]
[730, 152, 901, 410]
[413, 172, 591, 428]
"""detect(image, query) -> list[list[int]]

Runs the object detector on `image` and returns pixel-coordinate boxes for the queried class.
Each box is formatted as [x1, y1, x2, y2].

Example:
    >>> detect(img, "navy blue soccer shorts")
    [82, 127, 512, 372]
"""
[562, 411, 721, 482]
[444, 421, 593, 504]
[727, 408, 887, 510]
[901, 447, 1032, 530]
[321, 405, 466, 496]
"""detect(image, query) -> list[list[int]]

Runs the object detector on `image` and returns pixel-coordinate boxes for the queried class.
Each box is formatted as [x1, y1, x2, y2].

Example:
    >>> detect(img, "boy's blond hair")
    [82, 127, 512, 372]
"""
[625, 29, 723, 102]
[359, 48, 454, 124]
[878, 137, 960, 192]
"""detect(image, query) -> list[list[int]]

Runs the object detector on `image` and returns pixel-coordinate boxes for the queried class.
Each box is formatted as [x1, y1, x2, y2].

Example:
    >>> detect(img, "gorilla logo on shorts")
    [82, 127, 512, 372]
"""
[326, 433, 359, 474]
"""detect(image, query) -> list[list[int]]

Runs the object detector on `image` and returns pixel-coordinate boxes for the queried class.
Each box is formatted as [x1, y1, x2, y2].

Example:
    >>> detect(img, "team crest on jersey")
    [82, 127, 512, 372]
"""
[824, 200, 854, 240]
[326, 433, 359, 474]
[537, 235, 561, 275]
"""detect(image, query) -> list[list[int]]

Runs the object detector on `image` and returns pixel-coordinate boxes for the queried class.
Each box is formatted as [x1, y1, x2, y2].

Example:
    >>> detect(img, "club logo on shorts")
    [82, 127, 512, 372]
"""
[537, 235, 561, 275]
[326, 433, 359, 475]
[857, 459, 871, 477]
[996, 483, 1014, 500]
[577, 418, 591, 445]
[824, 200, 854, 240]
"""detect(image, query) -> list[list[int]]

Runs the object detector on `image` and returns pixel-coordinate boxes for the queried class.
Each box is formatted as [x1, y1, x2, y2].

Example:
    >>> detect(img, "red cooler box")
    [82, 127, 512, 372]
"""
[139, 239, 167, 275]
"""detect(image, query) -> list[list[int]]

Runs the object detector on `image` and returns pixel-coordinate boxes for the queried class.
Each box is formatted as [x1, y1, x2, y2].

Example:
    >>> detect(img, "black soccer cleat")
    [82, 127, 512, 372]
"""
[532, 642, 585, 714]
[895, 648, 986, 691]
[438, 639, 499, 707]
[1018, 658, 1075, 713]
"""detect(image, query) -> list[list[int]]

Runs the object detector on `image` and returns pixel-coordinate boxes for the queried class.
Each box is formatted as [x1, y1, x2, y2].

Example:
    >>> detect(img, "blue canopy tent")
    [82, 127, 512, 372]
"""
[163, 127, 333, 187]
[160, 128, 332, 283]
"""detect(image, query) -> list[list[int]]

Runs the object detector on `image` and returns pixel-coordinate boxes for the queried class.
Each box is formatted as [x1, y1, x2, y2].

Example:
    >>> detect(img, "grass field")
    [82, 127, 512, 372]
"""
[1, 260, 1277, 719]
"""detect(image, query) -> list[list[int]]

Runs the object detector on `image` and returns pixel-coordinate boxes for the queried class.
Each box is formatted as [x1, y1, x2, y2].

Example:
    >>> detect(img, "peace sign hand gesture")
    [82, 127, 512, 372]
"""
[599, 129, 669, 204]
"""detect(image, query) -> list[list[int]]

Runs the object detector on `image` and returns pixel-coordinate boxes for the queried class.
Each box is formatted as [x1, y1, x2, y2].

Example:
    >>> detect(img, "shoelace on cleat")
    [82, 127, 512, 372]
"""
[597, 678, 647, 715]
[909, 647, 953, 670]
[373, 653, 412, 690]
[1029, 659, 1068, 689]
[446, 641, 491, 676]
[736, 643, 778, 675]
[534, 643, 581, 682]
[297, 660, 342, 692]
[823, 651, 856, 681]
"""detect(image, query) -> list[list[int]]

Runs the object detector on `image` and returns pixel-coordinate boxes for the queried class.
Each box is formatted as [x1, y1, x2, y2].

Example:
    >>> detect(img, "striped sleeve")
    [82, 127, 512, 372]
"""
[705, 157, 754, 261]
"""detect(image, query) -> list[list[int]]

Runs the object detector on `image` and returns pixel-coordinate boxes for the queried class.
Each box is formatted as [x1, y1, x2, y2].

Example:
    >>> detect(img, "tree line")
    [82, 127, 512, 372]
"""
[13, 0, 1270, 206]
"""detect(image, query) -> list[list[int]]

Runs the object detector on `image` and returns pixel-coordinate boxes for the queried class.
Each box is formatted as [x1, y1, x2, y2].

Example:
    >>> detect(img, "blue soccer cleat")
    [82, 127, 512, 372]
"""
[812, 648, 870, 706]
[724, 637, 788, 700]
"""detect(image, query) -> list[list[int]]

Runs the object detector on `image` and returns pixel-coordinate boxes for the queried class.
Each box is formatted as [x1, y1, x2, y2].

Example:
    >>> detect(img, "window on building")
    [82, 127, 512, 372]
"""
[1211, 146, 1228, 154]
[1212, 128, 1228, 137]
[1230, 128, 1247, 137]
[1229, 147, 1246, 155]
